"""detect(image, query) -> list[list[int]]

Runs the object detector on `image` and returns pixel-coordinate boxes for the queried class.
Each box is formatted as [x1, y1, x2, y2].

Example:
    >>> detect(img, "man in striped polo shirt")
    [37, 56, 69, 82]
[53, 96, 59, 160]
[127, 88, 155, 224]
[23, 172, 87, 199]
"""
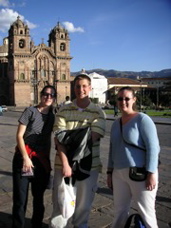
[50, 73, 106, 228]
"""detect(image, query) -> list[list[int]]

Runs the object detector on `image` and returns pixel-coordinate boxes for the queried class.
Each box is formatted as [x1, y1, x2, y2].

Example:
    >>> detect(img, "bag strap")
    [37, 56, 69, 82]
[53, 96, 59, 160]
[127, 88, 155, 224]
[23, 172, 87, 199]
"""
[120, 118, 161, 166]
[124, 214, 136, 228]
[119, 118, 145, 151]
[124, 213, 146, 228]
[134, 214, 146, 227]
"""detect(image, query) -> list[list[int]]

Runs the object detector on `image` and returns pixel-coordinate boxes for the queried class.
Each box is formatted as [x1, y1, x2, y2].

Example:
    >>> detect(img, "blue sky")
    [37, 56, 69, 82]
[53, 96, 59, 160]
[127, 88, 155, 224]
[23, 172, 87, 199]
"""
[0, 0, 170, 72]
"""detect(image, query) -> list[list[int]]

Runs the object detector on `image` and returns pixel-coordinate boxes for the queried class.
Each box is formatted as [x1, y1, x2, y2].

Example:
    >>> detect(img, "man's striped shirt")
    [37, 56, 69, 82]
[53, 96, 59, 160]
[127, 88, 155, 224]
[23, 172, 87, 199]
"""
[53, 100, 106, 171]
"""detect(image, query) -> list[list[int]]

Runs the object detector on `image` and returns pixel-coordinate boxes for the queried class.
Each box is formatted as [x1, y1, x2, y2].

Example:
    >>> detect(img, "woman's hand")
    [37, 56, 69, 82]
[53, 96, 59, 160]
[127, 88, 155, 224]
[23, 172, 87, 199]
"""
[146, 172, 157, 191]
[22, 155, 34, 173]
[17, 123, 34, 173]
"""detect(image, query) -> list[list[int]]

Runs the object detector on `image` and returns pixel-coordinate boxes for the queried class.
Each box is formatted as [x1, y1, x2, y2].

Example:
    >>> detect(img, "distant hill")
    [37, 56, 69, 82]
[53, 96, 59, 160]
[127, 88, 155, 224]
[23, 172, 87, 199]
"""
[71, 68, 171, 79]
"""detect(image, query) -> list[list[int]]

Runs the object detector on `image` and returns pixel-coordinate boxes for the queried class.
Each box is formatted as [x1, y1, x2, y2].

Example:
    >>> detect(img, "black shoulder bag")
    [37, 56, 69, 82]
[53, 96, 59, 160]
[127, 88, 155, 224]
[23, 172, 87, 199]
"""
[124, 213, 146, 228]
[120, 118, 148, 181]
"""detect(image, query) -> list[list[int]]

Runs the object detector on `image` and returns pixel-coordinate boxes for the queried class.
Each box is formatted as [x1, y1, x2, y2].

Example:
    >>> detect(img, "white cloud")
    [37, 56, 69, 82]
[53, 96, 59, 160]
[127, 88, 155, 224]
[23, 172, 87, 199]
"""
[0, 8, 37, 33]
[0, 9, 19, 32]
[62, 21, 84, 33]
[25, 20, 37, 29]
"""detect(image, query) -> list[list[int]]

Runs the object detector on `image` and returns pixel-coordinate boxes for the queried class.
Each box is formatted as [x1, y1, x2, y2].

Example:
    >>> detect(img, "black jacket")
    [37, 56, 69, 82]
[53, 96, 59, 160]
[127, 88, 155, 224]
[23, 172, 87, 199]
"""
[55, 127, 92, 182]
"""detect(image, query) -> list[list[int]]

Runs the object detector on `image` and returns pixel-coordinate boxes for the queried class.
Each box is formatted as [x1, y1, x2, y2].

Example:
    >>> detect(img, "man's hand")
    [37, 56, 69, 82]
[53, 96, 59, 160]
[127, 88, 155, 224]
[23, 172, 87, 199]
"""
[62, 162, 72, 177]
[54, 136, 72, 177]
[91, 132, 101, 143]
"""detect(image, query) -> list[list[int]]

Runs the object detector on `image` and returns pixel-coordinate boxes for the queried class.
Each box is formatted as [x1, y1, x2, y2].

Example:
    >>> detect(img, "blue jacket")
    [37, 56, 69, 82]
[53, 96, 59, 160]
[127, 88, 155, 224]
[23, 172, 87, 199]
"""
[108, 113, 160, 173]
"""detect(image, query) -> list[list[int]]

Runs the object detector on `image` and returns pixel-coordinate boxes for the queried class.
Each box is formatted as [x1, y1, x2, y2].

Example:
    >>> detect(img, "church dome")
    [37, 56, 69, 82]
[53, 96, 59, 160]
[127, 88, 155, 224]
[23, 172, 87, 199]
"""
[12, 16, 25, 28]
[51, 22, 68, 34]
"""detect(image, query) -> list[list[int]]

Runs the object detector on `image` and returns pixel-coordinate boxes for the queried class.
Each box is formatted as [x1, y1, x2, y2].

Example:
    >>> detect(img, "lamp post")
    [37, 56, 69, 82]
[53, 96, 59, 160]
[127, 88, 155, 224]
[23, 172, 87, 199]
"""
[92, 88, 94, 99]
[54, 79, 59, 104]
[31, 70, 39, 105]
[137, 76, 142, 111]
[54, 79, 59, 92]
[156, 87, 159, 108]
[65, 86, 67, 97]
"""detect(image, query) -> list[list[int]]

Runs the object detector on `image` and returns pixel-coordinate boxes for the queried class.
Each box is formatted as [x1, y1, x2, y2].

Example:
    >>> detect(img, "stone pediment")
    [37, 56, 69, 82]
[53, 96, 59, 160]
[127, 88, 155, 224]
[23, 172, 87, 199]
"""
[32, 46, 55, 58]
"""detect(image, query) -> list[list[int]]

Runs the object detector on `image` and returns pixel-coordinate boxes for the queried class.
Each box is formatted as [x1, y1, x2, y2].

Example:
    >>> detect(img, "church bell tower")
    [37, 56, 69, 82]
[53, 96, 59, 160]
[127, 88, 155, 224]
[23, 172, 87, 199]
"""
[48, 22, 72, 103]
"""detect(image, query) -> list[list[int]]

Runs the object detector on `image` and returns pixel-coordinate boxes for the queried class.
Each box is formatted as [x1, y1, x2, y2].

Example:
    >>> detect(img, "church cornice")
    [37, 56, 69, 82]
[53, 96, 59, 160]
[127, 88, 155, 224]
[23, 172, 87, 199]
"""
[56, 56, 73, 60]
[14, 79, 30, 83]
[11, 54, 32, 58]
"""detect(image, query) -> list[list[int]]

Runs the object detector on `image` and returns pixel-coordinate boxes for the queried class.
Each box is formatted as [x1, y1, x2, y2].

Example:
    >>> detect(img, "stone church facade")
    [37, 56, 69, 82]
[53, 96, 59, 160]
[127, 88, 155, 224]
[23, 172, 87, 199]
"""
[0, 16, 72, 106]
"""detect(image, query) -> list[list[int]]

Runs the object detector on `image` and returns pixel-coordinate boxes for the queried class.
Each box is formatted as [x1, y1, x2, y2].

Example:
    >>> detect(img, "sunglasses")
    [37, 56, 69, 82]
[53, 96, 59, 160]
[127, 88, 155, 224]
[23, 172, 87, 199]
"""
[117, 97, 132, 101]
[42, 92, 56, 98]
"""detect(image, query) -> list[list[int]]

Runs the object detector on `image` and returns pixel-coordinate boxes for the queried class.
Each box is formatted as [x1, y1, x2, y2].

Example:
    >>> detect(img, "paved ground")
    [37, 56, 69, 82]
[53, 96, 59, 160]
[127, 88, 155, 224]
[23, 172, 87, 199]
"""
[0, 111, 171, 228]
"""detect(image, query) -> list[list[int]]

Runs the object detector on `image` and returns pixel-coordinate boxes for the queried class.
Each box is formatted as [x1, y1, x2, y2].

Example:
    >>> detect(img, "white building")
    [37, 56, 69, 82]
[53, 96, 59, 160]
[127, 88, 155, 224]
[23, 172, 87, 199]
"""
[141, 77, 171, 88]
[88, 72, 108, 104]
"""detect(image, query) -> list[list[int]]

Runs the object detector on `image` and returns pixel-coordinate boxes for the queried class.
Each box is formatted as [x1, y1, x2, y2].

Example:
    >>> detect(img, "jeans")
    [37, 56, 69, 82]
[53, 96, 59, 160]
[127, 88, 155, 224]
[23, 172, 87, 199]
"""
[12, 153, 50, 228]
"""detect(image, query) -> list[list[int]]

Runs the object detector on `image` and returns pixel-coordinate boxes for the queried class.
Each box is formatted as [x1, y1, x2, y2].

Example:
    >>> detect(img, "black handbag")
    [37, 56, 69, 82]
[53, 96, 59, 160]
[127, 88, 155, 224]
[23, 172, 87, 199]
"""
[129, 167, 147, 181]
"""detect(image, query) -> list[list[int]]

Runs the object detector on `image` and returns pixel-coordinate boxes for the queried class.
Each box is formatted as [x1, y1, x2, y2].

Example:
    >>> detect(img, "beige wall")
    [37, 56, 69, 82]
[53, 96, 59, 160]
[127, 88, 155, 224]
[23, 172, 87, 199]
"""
[14, 82, 32, 106]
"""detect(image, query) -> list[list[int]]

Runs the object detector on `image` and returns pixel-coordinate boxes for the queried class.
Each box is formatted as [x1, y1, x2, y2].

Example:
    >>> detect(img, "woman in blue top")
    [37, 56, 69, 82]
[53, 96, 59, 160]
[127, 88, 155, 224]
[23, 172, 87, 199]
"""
[107, 86, 160, 228]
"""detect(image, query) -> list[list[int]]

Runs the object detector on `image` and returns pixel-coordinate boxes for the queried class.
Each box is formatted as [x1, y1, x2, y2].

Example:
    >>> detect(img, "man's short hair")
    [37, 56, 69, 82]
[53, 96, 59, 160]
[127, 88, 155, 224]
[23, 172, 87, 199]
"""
[73, 73, 91, 85]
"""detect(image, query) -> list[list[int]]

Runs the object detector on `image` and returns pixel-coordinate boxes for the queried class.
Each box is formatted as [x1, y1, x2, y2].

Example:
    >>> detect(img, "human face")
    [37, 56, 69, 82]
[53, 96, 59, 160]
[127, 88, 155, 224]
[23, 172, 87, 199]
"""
[41, 88, 56, 106]
[74, 79, 91, 100]
[117, 89, 136, 113]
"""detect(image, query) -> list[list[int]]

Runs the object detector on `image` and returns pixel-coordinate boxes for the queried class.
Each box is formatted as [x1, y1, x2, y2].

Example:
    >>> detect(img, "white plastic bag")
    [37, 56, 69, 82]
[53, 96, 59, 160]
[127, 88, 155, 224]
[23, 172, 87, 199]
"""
[58, 178, 77, 219]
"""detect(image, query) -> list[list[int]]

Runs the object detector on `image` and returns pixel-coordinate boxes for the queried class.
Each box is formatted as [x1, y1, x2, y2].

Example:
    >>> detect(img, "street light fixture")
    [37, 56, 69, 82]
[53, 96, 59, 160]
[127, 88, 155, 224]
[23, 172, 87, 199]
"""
[54, 79, 59, 104]
[65, 86, 67, 97]
[54, 79, 59, 90]
[156, 87, 159, 108]
[137, 76, 142, 111]
[31, 70, 39, 105]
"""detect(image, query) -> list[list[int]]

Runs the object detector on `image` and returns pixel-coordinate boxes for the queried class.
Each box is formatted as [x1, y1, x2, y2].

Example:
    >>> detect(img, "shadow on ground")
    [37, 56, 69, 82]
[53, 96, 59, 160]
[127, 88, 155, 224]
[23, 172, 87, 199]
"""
[0, 212, 48, 228]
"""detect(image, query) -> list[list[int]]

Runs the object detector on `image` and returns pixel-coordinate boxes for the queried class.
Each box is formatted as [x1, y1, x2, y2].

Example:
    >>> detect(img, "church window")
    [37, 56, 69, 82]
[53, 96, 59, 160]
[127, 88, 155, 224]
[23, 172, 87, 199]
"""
[41, 68, 46, 77]
[19, 39, 25, 48]
[61, 74, 66, 80]
[60, 43, 65, 51]
[20, 73, 25, 80]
